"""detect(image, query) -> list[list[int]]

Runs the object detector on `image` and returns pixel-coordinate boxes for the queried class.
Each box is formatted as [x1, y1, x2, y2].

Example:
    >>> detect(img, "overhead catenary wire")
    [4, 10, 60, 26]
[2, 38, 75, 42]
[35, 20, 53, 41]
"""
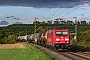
[62, 6, 84, 17]
[62, 0, 85, 17]
[44, 0, 83, 21]
[40, 0, 88, 23]
[79, 15, 90, 21]
[43, 0, 72, 20]
[69, 10, 90, 21]
[58, 0, 81, 16]
[50, 0, 72, 16]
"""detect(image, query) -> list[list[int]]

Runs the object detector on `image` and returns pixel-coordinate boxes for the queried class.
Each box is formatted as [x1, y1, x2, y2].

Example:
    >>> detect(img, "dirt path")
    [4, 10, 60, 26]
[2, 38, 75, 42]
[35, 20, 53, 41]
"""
[0, 43, 26, 49]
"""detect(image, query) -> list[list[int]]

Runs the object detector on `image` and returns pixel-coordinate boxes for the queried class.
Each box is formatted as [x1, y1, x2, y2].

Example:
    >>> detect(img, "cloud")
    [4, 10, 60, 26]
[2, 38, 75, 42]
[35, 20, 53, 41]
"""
[5, 16, 20, 20]
[0, 20, 9, 25]
[0, 14, 3, 16]
[82, 3, 89, 7]
[18, 6, 34, 9]
[0, 0, 90, 8]
[78, 0, 89, 7]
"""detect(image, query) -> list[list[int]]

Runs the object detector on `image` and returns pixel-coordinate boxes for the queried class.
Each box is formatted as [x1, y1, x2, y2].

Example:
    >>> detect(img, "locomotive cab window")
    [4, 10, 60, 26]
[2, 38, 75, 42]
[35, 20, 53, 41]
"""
[56, 32, 62, 36]
[62, 32, 68, 36]
[56, 32, 68, 36]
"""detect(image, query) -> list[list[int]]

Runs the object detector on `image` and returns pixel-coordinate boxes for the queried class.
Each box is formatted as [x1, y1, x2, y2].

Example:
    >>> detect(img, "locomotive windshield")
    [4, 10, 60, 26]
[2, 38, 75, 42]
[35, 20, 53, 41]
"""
[56, 32, 68, 36]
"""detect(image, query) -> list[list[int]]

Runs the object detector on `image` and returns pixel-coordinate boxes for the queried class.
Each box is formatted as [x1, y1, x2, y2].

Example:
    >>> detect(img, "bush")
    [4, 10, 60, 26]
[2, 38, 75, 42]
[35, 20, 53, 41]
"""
[78, 30, 90, 46]
[1, 35, 16, 44]
[70, 33, 76, 45]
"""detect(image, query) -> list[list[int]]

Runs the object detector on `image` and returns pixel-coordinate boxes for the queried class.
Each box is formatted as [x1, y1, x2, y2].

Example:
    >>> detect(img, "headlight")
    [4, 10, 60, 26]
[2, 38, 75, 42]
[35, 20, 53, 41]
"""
[66, 41, 69, 43]
[56, 42, 59, 43]
[56, 38, 60, 41]
[65, 38, 69, 41]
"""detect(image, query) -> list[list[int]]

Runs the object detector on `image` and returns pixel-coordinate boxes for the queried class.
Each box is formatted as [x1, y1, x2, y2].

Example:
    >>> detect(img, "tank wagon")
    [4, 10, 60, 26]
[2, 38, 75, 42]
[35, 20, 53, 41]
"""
[16, 35, 28, 42]
[27, 33, 42, 43]
[27, 34, 35, 43]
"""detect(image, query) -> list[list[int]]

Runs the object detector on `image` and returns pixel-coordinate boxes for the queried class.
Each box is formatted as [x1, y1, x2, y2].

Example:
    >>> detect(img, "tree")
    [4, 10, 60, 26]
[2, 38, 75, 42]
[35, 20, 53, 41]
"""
[1, 35, 16, 44]
[53, 21, 59, 25]
[33, 21, 40, 25]
[88, 21, 90, 25]
[60, 20, 66, 25]
[47, 21, 52, 25]
[80, 20, 86, 25]
[40, 21, 46, 24]
[36, 27, 45, 33]
[67, 20, 73, 25]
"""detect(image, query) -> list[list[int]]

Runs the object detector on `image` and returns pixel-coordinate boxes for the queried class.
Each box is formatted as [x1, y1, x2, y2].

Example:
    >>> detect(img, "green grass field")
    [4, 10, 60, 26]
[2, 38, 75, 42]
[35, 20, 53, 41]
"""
[0, 43, 55, 60]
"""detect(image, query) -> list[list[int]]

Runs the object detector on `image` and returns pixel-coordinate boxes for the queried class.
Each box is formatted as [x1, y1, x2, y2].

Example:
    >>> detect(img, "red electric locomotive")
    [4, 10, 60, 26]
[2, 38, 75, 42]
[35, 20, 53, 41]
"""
[45, 29, 70, 49]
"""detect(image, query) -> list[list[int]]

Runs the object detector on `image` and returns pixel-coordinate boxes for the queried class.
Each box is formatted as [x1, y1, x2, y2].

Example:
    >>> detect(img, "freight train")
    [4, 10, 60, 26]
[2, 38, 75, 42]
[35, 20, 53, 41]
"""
[16, 28, 70, 50]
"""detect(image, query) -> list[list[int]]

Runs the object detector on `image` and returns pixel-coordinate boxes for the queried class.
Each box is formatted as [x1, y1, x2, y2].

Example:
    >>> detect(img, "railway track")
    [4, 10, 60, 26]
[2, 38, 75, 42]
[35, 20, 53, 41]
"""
[74, 52, 90, 59]
[59, 52, 90, 60]
[29, 43, 90, 60]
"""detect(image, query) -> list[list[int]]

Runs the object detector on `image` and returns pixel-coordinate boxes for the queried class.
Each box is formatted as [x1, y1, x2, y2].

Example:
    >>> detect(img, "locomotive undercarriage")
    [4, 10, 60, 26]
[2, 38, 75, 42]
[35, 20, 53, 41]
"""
[54, 44, 70, 50]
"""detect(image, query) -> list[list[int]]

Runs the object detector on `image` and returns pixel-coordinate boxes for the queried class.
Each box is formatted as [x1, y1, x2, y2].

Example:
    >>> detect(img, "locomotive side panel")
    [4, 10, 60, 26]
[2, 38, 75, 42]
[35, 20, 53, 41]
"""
[47, 30, 53, 46]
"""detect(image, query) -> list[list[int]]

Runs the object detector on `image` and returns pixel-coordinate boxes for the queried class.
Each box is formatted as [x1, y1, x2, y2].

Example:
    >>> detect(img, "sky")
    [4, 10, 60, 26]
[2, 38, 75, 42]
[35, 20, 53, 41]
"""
[0, 0, 90, 26]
